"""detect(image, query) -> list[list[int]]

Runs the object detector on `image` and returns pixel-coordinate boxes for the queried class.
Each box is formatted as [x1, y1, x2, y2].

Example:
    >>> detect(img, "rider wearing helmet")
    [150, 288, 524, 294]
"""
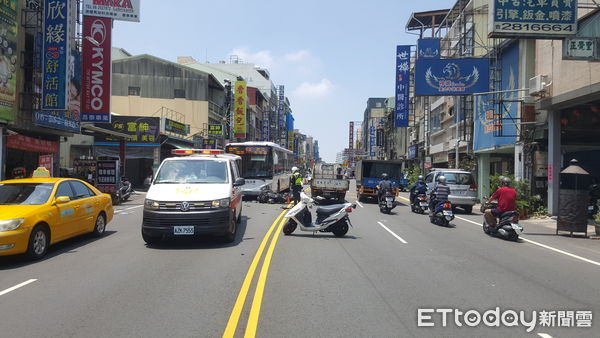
[485, 176, 517, 228]
[290, 166, 303, 204]
[429, 175, 451, 212]
[409, 175, 428, 204]
[376, 173, 394, 201]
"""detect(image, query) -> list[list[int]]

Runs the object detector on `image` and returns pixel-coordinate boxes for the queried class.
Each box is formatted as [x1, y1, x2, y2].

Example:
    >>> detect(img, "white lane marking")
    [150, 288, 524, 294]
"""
[537, 333, 553, 338]
[115, 205, 144, 214]
[455, 216, 600, 268]
[377, 222, 407, 244]
[355, 201, 364, 208]
[398, 196, 410, 202]
[0, 279, 37, 297]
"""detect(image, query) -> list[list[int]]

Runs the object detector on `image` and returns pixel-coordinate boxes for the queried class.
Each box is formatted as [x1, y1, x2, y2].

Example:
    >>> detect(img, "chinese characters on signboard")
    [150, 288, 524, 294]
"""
[161, 118, 189, 136]
[563, 38, 599, 60]
[6, 134, 59, 153]
[490, 0, 578, 38]
[262, 119, 269, 141]
[82, 0, 140, 22]
[34, 48, 81, 132]
[38, 155, 54, 176]
[202, 139, 216, 149]
[408, 144, 418, 159]
[278, 85, 286, 146]
[0, 0, 18, 121]
[96, 160, 119, 193]
[82, 15, 112, 123]
[415, 58, 490, 96]
[94, 116, 160, 144]
[207, 124, 223, 136]
[288, 131, 294, 152]
[233, 81, 247, 138]
[42, 0, 69, 111]
[369, 125, 376, 157]
[395, 45, 411, 127]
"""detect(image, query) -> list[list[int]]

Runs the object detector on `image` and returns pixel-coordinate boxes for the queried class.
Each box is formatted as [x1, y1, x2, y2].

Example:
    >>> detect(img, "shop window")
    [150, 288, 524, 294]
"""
[128, 87, 141, 96]
[174, 89, 186, 98]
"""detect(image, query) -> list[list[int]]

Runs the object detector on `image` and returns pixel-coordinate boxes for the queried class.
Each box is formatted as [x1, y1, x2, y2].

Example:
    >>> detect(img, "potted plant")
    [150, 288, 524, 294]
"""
[594, 212, 600, 236]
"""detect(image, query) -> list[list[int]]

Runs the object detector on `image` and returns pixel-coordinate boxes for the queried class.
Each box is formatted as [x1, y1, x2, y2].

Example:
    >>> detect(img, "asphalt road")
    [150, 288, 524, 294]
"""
[1, 184, 599, 338]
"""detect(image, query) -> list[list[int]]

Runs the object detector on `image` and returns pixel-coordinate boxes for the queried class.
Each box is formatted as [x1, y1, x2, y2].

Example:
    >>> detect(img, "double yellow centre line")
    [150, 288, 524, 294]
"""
[223, 203, 292, 338]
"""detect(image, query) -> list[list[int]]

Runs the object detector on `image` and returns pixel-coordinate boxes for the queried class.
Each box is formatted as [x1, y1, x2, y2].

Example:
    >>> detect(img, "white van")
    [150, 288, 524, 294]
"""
[141, 149, 245, 244]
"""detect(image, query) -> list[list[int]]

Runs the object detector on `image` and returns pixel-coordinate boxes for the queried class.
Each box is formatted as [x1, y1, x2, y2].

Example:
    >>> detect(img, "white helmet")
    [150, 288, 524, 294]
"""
[292, 166, 299, 172]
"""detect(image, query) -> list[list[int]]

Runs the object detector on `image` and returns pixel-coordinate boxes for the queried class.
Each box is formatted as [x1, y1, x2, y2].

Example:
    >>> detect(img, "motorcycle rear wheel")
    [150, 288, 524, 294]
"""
[332, 220, 349, 237]
[283, 219, 297, 235]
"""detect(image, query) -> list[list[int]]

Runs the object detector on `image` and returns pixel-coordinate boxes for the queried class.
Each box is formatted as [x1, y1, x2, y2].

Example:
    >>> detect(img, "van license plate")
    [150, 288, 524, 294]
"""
[174, 226, 194, 235]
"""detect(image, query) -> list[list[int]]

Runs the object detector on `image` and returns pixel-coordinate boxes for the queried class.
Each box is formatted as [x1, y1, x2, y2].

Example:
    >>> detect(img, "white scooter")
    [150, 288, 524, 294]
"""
[282, 192, 356, 237]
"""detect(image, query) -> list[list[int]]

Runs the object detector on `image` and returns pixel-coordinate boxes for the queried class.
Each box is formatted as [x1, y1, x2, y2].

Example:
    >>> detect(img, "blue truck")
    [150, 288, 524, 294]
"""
[355, 160, 407, 201]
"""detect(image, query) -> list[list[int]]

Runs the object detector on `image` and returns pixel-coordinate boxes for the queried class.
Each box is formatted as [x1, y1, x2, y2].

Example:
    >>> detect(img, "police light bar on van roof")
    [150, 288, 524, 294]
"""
[171, 149, 225, 156]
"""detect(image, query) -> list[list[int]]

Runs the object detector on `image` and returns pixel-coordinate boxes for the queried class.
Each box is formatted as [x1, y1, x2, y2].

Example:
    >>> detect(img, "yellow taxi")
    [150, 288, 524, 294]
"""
[0, 169, 114, 259]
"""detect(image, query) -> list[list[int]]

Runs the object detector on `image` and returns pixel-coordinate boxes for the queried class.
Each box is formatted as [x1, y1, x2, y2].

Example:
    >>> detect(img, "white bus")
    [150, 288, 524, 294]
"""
[225, 142, 293, 196]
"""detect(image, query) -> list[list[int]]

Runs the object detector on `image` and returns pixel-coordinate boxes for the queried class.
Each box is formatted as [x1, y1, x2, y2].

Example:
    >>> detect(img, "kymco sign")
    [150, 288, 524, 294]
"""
[82, 16, 112, 123]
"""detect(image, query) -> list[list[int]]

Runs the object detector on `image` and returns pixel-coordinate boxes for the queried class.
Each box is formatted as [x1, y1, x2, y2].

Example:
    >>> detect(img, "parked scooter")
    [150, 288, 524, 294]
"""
[282, 192, 355, 237]
[378, 191, 397, 214]
[411, 193, 429, 214]
[117, 177, 133, 202]
[429, 200, 454, 226]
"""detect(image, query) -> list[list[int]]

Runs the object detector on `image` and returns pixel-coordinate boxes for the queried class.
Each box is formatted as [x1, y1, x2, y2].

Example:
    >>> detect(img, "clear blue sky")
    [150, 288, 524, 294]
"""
[113, 0, 454, 162]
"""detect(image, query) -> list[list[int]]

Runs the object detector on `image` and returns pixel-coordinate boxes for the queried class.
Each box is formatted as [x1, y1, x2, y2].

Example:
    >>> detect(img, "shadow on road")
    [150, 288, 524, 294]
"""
[144, 216, 251, 250]
[0, 231, 117, 269]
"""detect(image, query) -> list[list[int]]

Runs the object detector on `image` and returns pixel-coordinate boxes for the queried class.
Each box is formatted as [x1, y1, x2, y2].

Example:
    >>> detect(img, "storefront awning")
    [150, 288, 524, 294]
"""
[81, 124, 133, 139]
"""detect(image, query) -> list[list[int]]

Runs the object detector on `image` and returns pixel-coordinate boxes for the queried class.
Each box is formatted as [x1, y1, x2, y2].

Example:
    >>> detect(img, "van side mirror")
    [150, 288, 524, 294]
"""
[233, 178, 245, 187]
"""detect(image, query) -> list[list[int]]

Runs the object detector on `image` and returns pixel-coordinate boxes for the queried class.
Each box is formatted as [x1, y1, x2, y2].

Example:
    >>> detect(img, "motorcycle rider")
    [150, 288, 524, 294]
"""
[484, 176, 517, 229]
[376, 173, 394, 201]
[429, 175, 450, 213]
[409, 175, 428, 205]
[290, 167, 303, 204]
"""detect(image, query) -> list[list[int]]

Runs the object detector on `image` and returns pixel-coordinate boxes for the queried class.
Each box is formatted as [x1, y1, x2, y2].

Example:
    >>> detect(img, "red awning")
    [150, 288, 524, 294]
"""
[6, 134, 58, 153]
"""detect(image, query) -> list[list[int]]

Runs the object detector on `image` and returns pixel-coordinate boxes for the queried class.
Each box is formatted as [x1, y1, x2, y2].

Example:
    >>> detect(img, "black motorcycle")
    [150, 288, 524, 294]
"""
[378, 190, 397, 214]
[483, 210, 523, 241]
[117, 177, 133, 203]
[411, 193, 429, 214]
[429, 200, 454, 226]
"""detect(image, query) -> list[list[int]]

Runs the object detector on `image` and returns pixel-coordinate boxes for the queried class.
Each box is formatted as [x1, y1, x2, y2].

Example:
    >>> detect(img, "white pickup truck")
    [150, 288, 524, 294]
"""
[310, 164, 349, 203]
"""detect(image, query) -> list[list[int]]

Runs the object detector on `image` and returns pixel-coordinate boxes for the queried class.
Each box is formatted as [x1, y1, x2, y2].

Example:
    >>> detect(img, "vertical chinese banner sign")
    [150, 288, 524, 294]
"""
[0, 0, 18, 121]
[233, 81, 247, 138]
[82, 15, 112, 123]
[42, 0, 69, 111]
[395, 45, 410, 127]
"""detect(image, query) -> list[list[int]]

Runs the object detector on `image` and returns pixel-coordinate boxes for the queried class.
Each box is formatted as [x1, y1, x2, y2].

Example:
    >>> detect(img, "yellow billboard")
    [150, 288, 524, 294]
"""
[288, 131, 294, 151]
[233, 81, 247, 138]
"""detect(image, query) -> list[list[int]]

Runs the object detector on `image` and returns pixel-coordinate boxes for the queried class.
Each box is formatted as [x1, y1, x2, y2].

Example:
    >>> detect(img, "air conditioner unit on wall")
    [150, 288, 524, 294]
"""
[529, 75, 548, 96]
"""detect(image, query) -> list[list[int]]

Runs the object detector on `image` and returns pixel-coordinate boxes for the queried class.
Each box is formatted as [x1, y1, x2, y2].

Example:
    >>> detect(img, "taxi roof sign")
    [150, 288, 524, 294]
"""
[32, 167, 52, 178]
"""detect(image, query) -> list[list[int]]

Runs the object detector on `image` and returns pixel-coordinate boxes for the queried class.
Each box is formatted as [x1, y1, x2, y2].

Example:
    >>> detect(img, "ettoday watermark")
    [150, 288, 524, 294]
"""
[417, 308, 593, 332]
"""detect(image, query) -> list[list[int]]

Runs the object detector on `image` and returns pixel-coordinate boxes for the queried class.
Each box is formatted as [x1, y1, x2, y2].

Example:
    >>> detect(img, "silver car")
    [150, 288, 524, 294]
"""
[425, 169, 478, 213]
